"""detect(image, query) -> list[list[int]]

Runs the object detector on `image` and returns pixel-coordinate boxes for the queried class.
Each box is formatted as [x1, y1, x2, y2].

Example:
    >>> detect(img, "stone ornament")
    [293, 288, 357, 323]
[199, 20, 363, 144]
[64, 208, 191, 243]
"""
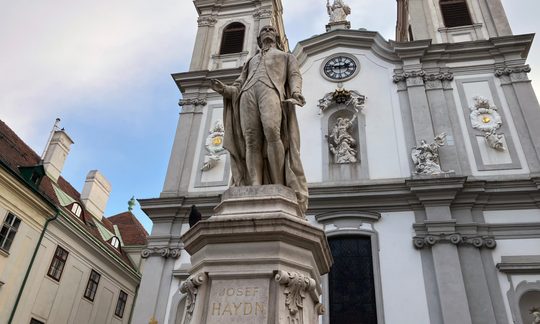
[201, 120, 226, 171]
[178, 98, 207, 107]
[275, 270, 317, 323]
[495, 65, 531, 77]
[392, 70, 426, 83]
[180, 272, 207, 324]
[318, 87, 365, 113]
[411, 133, 453, 175]
[197, 16, 217, 27]
[141, 247, 182, 259]
[469, 96, 505, 151]
[254, 8, 273, 19]
[530, 307, 540, 324]
[326, 0, 351, 23]
[328, 115, 357, 164]
[413, 234, 496, 249]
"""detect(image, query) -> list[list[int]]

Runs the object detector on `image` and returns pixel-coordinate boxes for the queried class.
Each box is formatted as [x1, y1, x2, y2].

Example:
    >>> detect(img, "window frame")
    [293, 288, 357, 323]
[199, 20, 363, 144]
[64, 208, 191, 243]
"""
[47, 246, 69, 281]
[115, 290, 128, 318]
[439, 0, 473, 28]
[0, 212, 21, 252]
[219, 22, 246, 55]
[71, 203, 82, 217]
[83, 270, 101, 301]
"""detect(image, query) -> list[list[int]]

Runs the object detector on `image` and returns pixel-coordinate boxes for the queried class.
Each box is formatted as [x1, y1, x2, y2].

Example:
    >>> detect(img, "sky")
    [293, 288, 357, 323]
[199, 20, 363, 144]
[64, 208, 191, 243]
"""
[1, 0, 539, 232]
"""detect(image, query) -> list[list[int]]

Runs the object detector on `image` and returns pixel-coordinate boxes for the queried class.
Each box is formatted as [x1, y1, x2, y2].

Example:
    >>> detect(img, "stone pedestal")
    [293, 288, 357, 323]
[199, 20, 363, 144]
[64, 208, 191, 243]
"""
[180, 185, 333, 324]
[325, 21, 351, 32]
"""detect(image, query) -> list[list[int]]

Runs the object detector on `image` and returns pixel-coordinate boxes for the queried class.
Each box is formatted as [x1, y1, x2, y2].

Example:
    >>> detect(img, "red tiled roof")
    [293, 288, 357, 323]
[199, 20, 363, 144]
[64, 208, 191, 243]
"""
[108, 212, 149, 246]
[0, 119, 147, 270]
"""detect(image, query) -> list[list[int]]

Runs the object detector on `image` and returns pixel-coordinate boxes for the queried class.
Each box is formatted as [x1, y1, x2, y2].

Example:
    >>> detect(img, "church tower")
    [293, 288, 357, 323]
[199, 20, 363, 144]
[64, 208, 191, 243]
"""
[189, 0, 288, 72]
[396, 0, 512, 43]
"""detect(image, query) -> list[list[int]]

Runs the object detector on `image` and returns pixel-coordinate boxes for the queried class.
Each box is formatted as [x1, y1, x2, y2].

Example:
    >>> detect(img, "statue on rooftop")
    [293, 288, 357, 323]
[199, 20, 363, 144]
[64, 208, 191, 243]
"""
[327, 0, 351, 23]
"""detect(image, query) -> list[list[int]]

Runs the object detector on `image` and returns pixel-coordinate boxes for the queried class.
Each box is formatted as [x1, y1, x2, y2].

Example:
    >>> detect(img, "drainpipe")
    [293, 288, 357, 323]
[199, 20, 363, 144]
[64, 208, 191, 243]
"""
[8, 209, 60, 324]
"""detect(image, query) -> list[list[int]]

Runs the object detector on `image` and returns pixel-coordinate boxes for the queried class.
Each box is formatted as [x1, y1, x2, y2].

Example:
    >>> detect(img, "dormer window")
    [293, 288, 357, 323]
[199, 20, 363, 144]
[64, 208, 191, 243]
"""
[110, 236, 120, 249]
[220, 22, 245, 55]
[71, 203, 82, 217]
[440, 0, 473, 28]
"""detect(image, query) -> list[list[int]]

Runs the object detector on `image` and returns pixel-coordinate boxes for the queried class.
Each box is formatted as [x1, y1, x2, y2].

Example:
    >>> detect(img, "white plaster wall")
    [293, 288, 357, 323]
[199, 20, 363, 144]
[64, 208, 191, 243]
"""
[298, 47, 409, 183]
[491, 238, 540, 324]
[375, 211, 431, 324]
[484, 209, 540, 224]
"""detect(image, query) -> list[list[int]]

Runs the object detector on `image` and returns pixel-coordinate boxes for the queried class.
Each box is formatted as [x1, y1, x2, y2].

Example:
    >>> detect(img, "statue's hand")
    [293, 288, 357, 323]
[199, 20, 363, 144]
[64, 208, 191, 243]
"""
[210, 79, 226, 94]
[292, 92, 306, 107]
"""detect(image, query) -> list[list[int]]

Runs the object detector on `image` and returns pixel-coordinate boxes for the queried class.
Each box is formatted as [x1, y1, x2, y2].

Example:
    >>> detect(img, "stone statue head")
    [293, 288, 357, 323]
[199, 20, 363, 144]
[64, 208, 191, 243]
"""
[257, 25, 283, 50]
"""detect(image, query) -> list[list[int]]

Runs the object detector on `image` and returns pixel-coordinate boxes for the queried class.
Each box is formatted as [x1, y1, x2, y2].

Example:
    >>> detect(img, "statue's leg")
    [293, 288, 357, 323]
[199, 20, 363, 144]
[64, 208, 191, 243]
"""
[257, 83, 285, 185]
[239, 86, 264, 185]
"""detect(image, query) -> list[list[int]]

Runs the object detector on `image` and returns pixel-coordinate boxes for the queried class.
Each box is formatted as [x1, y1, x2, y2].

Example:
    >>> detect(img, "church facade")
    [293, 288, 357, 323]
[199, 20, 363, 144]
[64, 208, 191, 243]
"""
[133, 0, 540, 323]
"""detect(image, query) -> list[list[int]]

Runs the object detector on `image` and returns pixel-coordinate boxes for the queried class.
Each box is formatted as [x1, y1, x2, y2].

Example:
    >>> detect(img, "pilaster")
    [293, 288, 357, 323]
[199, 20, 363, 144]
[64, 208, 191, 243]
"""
[407, 177, 473, 324]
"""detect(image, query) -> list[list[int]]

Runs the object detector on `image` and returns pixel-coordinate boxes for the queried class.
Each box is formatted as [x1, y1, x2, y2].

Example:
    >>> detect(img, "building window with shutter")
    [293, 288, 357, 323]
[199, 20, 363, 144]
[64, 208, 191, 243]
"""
[219, 22, 245, 55]
[328, 236, 378, 324]
[115, 290, 128, 318]
[440, 0, 473, 28]
[47, 246, 68, 281]
[84, 270, 101, 301]
[0, 213, 21, 252]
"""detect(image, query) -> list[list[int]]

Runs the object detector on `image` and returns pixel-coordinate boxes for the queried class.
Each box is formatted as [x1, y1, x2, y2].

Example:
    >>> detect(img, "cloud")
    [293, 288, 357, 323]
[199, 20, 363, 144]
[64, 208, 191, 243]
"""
[0, 0, 197, 148]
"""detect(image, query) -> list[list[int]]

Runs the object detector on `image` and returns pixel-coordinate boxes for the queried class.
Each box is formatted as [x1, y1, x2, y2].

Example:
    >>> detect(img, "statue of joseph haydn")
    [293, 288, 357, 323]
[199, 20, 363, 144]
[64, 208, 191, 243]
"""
[210, 25, 309, 213]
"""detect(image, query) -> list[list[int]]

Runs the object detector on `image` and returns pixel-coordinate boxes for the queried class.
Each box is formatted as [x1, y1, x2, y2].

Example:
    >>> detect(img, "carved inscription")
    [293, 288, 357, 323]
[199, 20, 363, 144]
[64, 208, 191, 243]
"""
[207, 279, 269, 324]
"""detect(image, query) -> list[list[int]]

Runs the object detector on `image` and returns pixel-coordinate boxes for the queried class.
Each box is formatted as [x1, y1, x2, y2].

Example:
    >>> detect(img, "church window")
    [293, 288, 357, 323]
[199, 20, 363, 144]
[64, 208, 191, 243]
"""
[0, 213, 21, 252]
[220, 22, 245, 55]
[47, 246, 68, 281]
[440, 0, 473, 28]
[84, 270, 101, 301]
[441, 0, 472, 28]
[328, 236, 377, 324]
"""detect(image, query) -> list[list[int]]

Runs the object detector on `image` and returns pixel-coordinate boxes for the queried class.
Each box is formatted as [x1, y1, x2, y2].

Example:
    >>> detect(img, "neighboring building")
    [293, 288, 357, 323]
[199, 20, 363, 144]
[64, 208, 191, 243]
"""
[134, 0, 540, 324]
[0, 120, 148, 324]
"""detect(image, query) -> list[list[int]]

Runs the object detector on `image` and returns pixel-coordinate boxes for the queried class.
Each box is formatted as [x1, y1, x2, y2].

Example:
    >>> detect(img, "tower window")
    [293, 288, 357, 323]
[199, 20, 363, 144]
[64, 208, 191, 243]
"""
[220, 22, 245, 55]
[84, 270, 101, 301]
[328, 236, 377, 323]
[440, 0, 473, 28]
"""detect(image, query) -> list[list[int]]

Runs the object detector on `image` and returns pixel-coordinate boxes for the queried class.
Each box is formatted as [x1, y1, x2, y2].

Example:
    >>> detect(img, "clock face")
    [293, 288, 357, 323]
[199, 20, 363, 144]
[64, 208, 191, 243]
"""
[323, 56, 357, 80]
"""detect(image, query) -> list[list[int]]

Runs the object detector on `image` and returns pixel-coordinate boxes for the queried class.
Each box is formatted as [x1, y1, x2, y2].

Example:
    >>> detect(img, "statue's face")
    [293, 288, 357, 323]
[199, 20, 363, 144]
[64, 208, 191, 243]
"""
[259, 25, 277, 43]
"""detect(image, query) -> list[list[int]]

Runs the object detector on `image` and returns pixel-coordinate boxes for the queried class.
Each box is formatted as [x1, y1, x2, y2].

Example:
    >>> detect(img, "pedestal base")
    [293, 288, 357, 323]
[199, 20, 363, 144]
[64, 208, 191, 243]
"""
[180, 185, 333, 324]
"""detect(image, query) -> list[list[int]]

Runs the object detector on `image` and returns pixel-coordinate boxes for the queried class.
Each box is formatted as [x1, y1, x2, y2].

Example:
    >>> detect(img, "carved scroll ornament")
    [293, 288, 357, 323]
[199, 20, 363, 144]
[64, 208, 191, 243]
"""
[318, 87, 365, 113]
[141, 247, 181, 259]
[413, 233, 496, 249]
[180, 272, 207, 324]
[275, 270, 318, 323]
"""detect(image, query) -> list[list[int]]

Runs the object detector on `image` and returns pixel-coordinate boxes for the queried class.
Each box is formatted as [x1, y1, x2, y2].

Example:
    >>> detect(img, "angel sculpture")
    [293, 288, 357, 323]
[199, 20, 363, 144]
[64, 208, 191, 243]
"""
[328, 115, 357, 163]
[327, 0, 351, 23]
[411, 133, 449, 175]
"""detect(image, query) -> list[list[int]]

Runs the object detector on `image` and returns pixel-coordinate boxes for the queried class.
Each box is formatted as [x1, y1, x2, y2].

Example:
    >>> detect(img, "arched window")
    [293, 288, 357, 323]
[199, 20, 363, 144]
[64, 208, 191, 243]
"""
[71, 203, 82, 217]
[328, 236, 377, 323]
[110, 236, 120, 249]
[220, 22, 245, 55]
[440, 0, 473, 28]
